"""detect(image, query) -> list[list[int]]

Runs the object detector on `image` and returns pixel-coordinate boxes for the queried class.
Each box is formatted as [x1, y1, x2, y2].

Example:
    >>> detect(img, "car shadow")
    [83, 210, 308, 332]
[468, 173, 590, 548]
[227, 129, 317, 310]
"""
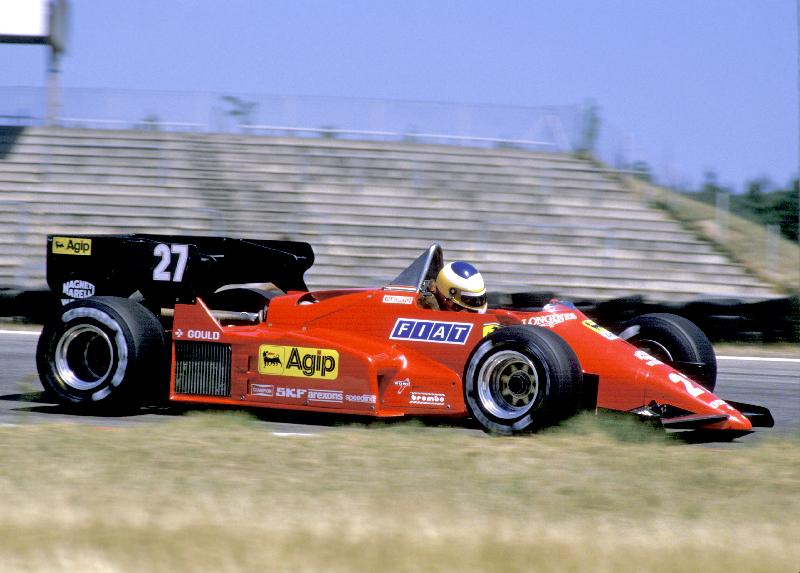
[0, 390, 480, 431]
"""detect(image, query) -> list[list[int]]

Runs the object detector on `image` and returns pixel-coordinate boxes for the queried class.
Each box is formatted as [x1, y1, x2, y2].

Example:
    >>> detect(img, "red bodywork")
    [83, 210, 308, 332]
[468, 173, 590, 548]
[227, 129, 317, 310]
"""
[170, 288, 753, 432]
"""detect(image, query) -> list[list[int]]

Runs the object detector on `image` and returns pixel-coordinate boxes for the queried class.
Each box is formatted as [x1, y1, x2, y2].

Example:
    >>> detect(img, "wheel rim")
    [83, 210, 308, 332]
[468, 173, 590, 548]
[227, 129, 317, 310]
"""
[477, 350, 539, 419]
[634, 338, 674, 363]
[55, 324, 114, 391]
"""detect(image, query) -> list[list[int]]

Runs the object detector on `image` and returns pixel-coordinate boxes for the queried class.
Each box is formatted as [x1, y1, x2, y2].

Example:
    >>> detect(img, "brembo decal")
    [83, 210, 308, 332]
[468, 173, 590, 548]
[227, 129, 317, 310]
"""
[409, 392, 446, 406]
[390, 319, 472, 344]
[258, 345, 339, 380]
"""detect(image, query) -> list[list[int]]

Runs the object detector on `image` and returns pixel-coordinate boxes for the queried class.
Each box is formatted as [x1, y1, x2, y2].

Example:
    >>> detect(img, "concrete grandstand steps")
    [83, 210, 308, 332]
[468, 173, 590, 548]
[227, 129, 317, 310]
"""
[307, 239, 761, 284]
[304, 237, 739, 269]
[0, 126, 779, 299]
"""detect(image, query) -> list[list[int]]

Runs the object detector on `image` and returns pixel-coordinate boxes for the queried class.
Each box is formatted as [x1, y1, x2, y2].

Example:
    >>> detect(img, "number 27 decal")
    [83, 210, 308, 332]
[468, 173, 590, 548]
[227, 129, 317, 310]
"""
[153, 243, 189, 282]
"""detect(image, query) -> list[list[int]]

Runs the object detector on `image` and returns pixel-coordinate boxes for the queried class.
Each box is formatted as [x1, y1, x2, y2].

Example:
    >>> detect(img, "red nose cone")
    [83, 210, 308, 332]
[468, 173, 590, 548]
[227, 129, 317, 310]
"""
[717, 409, 753, 432]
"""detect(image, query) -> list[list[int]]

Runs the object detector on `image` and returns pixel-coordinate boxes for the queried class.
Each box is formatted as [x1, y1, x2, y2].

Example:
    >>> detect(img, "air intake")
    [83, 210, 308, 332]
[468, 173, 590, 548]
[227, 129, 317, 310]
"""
[174, 341, 231, 397]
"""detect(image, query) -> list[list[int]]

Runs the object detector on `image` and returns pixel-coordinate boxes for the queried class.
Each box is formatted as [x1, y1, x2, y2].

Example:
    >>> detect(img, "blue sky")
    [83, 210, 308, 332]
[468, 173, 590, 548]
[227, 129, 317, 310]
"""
[1, 0, 797, 191]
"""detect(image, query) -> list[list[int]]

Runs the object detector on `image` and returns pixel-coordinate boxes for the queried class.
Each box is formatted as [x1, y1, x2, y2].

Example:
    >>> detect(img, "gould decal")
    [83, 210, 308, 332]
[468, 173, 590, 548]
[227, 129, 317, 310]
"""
[258, 345, 339, 380]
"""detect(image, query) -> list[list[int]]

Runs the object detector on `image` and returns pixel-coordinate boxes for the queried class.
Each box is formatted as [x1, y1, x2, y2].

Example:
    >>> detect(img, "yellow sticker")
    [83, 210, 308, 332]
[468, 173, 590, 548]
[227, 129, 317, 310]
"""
[482, 323, 501, 337]
[258, 345, 339, 380]
[582, 319, 618, 341]
[52, 236, 92, 256]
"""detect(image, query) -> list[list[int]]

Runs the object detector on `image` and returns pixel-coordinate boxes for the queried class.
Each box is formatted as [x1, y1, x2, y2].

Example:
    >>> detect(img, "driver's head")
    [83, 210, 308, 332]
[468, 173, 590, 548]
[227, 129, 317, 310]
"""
[435, 261, 487, 313]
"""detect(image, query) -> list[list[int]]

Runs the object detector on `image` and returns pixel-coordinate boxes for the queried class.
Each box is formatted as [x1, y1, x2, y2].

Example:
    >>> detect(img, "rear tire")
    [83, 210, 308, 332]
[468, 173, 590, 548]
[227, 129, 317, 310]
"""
[619, 313, 717, 391]
[36, 296, 167, 411]
[464, 326, 583, 434]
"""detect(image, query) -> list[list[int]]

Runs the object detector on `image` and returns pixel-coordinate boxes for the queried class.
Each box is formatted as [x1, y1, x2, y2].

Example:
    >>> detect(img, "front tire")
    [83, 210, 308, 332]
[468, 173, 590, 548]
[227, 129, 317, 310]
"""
[36, 296, 166, 410]
[464, 326, 583, 434]
[619, 313, 717, 391]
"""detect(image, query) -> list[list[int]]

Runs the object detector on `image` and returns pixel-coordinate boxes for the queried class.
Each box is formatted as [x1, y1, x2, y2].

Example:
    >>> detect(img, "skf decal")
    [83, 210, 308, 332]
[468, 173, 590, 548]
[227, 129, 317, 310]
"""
[390, 319, 472, 344]
[258, 345, 339, 380]
[581, 319, 618, 341]
[482, 323, 501, 337]
[526, 312, 577, 328]
[52, 236, 92, 256]
[382, 294, 415, 305]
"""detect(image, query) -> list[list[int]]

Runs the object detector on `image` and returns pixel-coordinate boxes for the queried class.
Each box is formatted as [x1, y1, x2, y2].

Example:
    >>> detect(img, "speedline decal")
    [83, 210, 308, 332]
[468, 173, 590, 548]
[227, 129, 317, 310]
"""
[258, 345, 339, 380]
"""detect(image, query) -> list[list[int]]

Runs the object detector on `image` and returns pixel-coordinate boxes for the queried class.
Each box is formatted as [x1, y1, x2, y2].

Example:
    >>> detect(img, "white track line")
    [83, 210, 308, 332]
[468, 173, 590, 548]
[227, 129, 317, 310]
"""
[717, 355, 800, 364]
[0, 329, 40, 336]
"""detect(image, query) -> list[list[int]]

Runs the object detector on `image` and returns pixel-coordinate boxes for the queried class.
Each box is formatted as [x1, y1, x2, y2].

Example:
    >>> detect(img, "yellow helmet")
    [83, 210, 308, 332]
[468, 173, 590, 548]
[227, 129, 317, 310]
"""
[436, 261, 487, 313]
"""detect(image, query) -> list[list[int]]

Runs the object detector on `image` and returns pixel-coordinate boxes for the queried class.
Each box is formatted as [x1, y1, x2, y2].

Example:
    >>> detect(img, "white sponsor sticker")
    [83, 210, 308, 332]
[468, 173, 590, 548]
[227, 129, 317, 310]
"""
[251, 383, 274, 397]
[62, 279, 96, 299]
[393, 378, 411, 394]
[345, 394, 377, 404]
[525, 312, 577, 328]
[409, 391, 446, 406]
[382, 295, 415, 305]
[308, 389, 344, 403]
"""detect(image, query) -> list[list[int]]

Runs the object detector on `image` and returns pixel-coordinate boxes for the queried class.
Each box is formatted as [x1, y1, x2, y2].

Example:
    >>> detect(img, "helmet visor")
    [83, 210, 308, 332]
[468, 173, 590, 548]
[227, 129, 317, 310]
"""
[459, 293, 487, 309]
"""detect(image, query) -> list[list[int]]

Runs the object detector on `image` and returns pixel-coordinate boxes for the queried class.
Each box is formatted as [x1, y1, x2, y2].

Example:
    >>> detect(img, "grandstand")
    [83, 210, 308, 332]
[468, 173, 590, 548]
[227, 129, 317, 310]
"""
[0, 126, 779, 302]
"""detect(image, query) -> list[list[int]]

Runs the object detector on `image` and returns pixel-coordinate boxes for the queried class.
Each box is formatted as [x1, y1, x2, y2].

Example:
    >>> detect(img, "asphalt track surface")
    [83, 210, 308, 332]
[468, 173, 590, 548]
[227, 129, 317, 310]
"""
[1, 329, 797, 444]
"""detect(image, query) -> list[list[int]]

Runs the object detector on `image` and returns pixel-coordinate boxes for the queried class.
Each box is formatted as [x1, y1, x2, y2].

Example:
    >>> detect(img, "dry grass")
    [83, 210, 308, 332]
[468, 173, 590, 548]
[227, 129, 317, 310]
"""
[625, 177, 800, 294]
[0, 412, 798, 572]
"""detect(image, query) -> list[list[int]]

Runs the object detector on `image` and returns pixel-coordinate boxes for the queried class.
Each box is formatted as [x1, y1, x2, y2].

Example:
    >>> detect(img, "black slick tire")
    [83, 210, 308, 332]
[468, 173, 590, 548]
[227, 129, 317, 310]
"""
[619, 313, 717, 392]
[464, 325, 583, 434]
[36, 296, 167, 411]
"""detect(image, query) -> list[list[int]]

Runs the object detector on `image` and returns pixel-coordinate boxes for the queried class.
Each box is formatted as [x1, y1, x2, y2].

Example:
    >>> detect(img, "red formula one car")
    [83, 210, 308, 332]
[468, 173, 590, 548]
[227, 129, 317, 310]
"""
[36, 235, 773, 436]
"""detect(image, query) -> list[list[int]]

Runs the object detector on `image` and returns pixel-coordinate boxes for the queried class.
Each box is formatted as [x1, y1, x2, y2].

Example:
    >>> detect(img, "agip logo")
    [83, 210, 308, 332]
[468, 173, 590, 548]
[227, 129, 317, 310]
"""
[52, 236, 92, 256]
[258, 345, 339, 380]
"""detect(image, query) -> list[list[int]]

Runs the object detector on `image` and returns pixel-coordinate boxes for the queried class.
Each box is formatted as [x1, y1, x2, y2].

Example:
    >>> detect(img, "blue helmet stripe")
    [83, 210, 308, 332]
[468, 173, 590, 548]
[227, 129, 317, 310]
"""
[450, 261, 478, 279]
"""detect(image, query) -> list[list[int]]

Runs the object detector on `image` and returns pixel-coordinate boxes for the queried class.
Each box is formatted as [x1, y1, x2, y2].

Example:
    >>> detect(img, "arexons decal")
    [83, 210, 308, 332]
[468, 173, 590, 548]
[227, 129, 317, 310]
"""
[390, 319, 472, 344]
[258, 345, 339, 380]
[308, 389, 343, 403]
[52, 236, 92, 256]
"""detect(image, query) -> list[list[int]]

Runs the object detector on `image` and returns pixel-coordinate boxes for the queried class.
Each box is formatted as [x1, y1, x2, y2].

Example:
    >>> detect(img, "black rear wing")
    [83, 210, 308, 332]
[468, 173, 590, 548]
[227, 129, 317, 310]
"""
[46, 234, 314, 308]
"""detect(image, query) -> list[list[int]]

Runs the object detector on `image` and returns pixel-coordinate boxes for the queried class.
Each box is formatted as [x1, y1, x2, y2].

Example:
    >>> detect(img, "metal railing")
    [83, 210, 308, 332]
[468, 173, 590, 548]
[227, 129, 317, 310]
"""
[0, 86, 582, 148]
